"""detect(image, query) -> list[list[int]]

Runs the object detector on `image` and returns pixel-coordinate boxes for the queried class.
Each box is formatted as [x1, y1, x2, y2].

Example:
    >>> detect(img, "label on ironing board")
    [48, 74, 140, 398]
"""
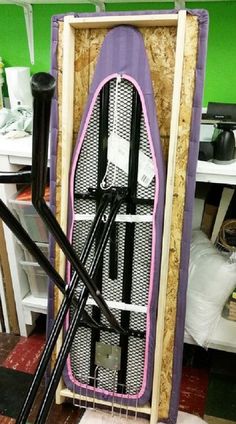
[107, 132, 155, 188]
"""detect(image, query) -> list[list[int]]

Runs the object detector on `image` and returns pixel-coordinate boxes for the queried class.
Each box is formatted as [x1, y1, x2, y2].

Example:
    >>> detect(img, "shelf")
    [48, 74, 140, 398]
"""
[184, 316, 236, 353]
[196, 159, 236, 185]
[22, 293, 47, 325]
[0, 134, 50, 166]
[22, 292, 47, 310]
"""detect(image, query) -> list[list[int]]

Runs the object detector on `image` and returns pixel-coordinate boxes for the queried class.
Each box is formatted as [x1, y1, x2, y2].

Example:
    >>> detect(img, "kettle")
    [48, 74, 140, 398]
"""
[213, 123, 236, 164]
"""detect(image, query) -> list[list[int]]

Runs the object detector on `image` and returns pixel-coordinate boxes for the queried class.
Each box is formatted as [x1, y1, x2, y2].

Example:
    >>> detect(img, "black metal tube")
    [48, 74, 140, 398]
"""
[16, 195, 110, 424]
[0, 199, 97, 329]
[0, 296, 6, 332]
[118, 88, 142, 389]
[30, 73, 122, 334]
[90, 82, 110, 381]
[0, 195, 109, 316]
[35, 193, 124, 424]
[0, 170, 31, 184]
[78, 319, 145, 338]
[34, 200, 122, 332]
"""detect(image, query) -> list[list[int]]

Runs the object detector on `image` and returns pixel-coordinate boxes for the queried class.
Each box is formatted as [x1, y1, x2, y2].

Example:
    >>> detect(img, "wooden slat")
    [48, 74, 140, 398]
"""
[55, 16, 76, 405]
[68, 14, 178, 29]
[150, 10, 187, 424]
[211, 187, 234, 244]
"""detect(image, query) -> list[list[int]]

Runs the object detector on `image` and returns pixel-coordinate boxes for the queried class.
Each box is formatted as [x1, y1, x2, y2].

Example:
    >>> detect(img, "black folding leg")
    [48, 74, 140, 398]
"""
[34, 191, 124, 424]
[118, 88, 142, 389]
[0, 72, 126, 423]
[30, 73, 123, 334]
[15, 194, 110, 424]
[90, 82, 110, 381]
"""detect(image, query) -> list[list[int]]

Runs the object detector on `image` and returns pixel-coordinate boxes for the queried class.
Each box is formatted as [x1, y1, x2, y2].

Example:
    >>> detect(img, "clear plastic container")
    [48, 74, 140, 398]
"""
[20, 260, 48, 298]
[17, 240, 49, 262]
[9, 187, 49, 243]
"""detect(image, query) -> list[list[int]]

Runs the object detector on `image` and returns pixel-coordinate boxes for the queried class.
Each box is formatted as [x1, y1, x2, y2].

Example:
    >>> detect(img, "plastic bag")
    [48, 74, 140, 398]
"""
[185, 230, 236, 347]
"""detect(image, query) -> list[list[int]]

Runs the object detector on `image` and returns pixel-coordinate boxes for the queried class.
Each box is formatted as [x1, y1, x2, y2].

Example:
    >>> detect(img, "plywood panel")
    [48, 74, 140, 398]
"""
[158, 16, 199, 418]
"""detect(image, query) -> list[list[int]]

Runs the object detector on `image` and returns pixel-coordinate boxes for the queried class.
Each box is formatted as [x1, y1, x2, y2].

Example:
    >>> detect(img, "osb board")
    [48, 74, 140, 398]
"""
[158, 16, 199, 418]
[53, 15, 198, 419]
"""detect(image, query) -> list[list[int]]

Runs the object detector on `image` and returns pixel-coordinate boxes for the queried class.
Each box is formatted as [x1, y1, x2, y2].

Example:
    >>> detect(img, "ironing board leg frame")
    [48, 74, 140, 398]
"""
[118, 89, 142, 388]
[0, 196, 108, 324]
[15, 195, 110, 424]
[35, 193, 125, 424]
[0, 73, 127, 423]
[150, 10, 186, 424]
[89, 82, 110, 381]
[0, 170, 31, 184]
[31, 75, 123, 335]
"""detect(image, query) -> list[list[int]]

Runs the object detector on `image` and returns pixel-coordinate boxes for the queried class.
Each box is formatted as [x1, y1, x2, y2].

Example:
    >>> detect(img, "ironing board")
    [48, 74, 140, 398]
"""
[64, 25, 165, 406]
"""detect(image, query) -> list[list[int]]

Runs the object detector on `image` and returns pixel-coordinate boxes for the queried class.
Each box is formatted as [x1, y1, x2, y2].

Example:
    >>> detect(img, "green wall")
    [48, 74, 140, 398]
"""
[188, 1, 236, 105]
[0, 2, 236, 105]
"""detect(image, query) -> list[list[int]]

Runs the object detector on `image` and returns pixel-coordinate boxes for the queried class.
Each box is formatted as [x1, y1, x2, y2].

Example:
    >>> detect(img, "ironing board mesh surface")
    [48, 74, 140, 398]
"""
[69, 78, 155, 397]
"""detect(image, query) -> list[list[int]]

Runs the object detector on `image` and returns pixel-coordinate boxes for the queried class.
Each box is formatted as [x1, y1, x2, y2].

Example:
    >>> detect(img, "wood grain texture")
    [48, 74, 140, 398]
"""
[158, 15, 199, 419]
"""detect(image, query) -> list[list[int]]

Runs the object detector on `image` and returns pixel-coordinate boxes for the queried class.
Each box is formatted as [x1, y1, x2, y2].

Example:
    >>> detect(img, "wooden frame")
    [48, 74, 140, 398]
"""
[55, 10, 188, 422]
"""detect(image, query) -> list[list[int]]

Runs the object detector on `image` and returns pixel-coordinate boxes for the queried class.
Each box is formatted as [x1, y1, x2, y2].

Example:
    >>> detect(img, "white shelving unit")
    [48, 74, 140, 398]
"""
[0, 134, 49, 336]
[197, 159, 236, 185]
[185, 317, 236, 353]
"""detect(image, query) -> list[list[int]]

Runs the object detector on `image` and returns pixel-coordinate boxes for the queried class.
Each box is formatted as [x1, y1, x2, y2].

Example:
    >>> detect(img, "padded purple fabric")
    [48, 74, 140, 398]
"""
[49, 9, 208, 423]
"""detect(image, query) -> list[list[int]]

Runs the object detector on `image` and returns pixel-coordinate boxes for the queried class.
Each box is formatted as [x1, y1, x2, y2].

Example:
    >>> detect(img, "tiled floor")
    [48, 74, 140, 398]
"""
[0, 322, 236, 424]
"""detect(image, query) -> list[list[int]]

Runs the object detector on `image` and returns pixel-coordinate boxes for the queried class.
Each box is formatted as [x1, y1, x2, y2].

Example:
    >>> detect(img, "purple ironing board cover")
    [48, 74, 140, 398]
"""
[66, 24, 165, 406]
[48, 9, 208, 423]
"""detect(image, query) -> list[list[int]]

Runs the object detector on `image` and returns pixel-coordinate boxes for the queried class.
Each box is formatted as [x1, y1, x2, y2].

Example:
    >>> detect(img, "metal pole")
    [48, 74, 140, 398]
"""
[30, 73, 123, 334]
[35, 192, 124, 424]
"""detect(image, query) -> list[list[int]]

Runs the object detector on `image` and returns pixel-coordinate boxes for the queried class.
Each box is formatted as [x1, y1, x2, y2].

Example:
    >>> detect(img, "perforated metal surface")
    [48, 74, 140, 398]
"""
[68, 77, 155, 399]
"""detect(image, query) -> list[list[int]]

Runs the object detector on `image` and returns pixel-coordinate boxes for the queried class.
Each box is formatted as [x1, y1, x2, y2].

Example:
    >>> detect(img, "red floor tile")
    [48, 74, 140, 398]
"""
[179, 366, 209, 417]
[0, 415, 15, 423]
[0, 334, 21, 366]
[2, 333, 45, 374]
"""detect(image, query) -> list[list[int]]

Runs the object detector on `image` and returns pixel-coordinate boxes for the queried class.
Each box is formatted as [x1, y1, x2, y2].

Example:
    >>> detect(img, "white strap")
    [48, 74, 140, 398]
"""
[74, 213, 153, 223]
[86, 298, 147, 314]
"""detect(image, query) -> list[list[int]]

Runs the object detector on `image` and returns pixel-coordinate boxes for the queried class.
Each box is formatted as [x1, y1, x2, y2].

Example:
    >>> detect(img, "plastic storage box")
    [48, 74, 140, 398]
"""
[9, 186, 49, 243]
[20, 260, 48, 298]
[17, 240, 49, 262]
